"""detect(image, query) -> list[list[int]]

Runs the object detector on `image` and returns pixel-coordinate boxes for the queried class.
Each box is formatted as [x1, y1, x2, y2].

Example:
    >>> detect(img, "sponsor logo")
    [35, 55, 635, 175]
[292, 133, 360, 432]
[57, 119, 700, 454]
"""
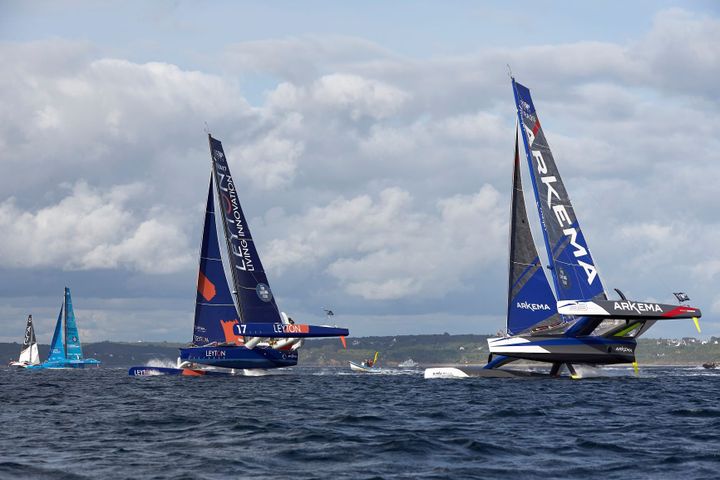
[205, 349, 227, 358]
[256, 283, 273, 302]
[519, 100, 534, 119]
[522, 104, 598, 287]
[557, 266, 570, 289]
[274, 323, 310, 335]
[216, 169, 255, 272]
[213, 149, 224, 160]
[517, 301, 551, 312]
[613, 301, 663, 314]
[613, 346, 633, 354]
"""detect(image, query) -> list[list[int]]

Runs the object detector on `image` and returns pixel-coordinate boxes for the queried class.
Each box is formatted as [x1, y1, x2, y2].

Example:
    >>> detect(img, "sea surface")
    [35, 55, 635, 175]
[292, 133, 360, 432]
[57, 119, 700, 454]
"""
[1, 365, 719, 480]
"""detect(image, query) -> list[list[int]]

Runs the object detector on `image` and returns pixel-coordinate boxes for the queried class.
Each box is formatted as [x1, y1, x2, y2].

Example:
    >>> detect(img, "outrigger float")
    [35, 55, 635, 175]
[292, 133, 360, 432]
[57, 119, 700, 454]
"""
[129, 135, 349, 377]
[425, 78, 701, 379]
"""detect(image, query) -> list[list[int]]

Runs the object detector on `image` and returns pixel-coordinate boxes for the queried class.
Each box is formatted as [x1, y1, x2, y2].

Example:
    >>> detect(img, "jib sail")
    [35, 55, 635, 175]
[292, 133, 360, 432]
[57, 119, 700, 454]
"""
[192, 179, 242, 345]
[47, 303, 65, 362]
[507, 126, 561, 335]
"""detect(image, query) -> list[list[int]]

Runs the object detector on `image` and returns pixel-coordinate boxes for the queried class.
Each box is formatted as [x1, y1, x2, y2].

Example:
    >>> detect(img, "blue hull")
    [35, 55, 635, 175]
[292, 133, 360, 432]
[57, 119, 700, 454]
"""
[179, 345, 298, 369]
[128, 366, 233, 377]
[26, 359, 101, 370]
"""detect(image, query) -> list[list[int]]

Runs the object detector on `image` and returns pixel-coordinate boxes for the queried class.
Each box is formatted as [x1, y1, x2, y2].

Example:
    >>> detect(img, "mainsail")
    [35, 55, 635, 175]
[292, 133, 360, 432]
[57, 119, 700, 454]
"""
[512, 79, 606, 302]
[507, 127, 561, 335]
[64, 287, 84, 361]
[17, 315, 40, 365]
[208, 135, 282, 324]
[192, 178, 242, 345]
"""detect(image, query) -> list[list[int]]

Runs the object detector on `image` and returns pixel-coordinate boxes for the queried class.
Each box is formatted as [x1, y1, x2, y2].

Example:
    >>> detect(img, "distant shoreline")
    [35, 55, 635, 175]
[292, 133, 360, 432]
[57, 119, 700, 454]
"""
[3, 334, 718, 368]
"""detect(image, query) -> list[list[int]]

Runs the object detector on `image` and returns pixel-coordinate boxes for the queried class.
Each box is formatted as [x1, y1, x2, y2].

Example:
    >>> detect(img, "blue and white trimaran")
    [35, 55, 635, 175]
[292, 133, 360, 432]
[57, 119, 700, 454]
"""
[426, 78, 702, 379]
[27, 287, 101, 369]
[129, 135, 349, 376]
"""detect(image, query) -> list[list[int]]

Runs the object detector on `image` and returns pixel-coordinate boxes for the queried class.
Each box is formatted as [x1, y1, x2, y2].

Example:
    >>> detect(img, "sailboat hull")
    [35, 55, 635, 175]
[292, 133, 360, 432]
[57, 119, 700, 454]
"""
[488, 336, 636, 365]
[179, 345, 298, 369]
[8, 361, 33, 368]
[128, 366, 235, 376]
[26, 359, 101, 370]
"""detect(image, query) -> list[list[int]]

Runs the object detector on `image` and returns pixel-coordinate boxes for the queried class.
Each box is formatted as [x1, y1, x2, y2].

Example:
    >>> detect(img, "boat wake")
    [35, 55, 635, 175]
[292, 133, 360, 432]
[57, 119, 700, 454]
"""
[146, 358, 179, 369]
[573, 365, 635, 378]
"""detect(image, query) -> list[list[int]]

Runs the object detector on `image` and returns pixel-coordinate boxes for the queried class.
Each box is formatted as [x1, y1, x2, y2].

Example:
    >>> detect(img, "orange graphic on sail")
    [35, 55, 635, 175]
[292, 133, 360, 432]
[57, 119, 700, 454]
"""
[221, 319, 244, 345]
[197, 272, 216, 301]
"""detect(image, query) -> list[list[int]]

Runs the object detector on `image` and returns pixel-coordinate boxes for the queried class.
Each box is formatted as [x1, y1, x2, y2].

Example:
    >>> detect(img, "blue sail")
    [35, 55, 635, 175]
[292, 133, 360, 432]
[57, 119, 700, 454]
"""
[512, 79, 606, 302]
[46, 303, 65, 362]
[208, 135, 282, 324]
[64, 287, 84, 360]
[507, 127, 561, 335]
[192, 178, 243, 345]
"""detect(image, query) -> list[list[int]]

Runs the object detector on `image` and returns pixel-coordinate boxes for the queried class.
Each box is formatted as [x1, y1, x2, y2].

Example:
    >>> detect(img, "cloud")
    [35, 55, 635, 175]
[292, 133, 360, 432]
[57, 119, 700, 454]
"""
[268, 73, 410, 120]
[0, 181, 192, 273]
[264, 185, 505, 301]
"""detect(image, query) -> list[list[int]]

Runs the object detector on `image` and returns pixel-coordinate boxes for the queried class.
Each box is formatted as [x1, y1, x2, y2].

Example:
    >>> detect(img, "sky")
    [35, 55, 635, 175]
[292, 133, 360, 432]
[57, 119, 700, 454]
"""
[0, 0, 718, 343]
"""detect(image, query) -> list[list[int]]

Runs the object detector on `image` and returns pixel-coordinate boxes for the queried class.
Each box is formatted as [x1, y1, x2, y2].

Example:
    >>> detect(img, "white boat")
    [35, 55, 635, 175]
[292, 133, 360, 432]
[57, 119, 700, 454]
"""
[349, 361, 380, 373]
[350, 352, 379, 373]
[8, 315, 40, 368]
[398, 359, 419, 368]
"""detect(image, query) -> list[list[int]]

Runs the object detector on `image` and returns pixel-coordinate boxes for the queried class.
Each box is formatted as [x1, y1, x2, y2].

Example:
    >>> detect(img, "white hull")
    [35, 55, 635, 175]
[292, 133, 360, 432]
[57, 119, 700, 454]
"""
[8, 361, 32, 368]
[424, 367, 469, 379]
[349, 361, 378, 373]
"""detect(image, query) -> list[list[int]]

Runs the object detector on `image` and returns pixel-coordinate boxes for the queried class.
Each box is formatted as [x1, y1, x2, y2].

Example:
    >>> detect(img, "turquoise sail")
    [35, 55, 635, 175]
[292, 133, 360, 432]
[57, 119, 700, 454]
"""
[47, 303, 65, 362]
[27, 287, 100, 369]
[63, 287, 84, 361]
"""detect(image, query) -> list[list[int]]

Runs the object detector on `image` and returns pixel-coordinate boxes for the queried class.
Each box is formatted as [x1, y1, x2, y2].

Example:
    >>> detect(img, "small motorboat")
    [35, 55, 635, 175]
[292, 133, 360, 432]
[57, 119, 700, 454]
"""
[702, 362, 718, 369]
[398, 358, 419, 368]
[350, 352, 379, 373]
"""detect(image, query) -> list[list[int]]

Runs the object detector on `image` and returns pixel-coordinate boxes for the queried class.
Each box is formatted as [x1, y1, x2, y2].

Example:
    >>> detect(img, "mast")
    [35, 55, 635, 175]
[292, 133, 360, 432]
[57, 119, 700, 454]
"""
[505, 124, 518, 335]
[63, 287, 68, 358]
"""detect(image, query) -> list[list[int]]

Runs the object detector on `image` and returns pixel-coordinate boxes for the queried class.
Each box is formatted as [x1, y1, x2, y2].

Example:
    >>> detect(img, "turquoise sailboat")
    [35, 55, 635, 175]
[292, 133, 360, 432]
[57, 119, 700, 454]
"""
[28, 287, 100, 369]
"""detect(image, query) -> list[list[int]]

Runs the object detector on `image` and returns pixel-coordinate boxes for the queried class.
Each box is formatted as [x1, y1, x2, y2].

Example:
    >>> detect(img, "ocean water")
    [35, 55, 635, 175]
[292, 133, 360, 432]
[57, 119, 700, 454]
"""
[1, 366, 719, 480]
